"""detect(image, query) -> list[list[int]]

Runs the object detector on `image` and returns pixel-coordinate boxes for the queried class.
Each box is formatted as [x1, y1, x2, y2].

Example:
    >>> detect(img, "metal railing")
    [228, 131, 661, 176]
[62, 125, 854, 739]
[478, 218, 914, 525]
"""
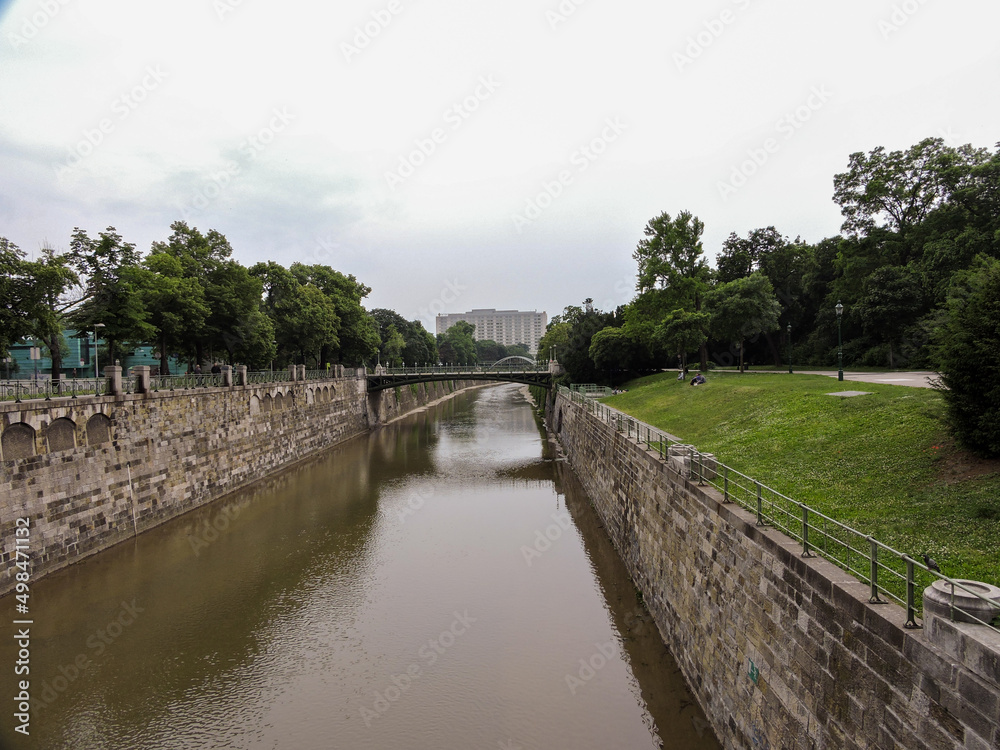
[0, 378, 109, 402]
[370, 362, 550, 375]
[150, 373, 226, 391]
[556, 386, 1000, 633]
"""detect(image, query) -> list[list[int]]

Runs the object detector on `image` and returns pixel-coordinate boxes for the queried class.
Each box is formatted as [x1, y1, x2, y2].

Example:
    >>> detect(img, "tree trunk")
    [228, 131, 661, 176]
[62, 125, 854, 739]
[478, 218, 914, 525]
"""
[889, 340, 895, 368]
[46, 333, 62, 383]
[159, 332, 171, 376]
[739, 339, 745, 373]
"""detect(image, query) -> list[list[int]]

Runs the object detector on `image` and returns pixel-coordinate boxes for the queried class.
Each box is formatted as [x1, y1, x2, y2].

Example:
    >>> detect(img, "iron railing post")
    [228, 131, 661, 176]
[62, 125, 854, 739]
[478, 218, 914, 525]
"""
[903, 556, 919, 628]
[756, 482, 764, 526]
[801, 504, 812, 557]
[868, 538, 884, 604]
[723, 466, 729, 502]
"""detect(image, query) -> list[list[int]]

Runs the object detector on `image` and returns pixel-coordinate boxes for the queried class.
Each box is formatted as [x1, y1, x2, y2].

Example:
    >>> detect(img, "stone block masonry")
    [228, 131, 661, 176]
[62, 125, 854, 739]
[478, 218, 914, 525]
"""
[0, 376, 479, 595]
[550, 391, 1000, 750]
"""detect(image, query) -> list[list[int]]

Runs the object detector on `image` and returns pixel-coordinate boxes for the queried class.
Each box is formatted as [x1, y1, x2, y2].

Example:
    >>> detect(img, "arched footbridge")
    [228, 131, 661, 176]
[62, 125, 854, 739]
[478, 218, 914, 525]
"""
[366, 358, 556, 392]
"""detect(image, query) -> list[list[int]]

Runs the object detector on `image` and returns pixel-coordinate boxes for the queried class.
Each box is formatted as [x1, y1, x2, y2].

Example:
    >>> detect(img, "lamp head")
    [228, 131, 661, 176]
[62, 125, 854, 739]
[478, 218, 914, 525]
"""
[835, 301, 844, 318]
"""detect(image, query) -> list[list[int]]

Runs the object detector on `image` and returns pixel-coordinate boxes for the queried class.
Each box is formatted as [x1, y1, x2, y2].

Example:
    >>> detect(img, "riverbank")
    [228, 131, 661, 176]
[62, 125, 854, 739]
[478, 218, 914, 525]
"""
[602, 371, 1000, 586]
[0, 376, 485, 595]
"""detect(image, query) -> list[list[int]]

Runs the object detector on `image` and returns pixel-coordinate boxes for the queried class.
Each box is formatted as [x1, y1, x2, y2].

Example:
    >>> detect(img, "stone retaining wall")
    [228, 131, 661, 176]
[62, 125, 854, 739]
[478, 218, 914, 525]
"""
[0, 376, 479, 595]
[550, 391, 1000, 750]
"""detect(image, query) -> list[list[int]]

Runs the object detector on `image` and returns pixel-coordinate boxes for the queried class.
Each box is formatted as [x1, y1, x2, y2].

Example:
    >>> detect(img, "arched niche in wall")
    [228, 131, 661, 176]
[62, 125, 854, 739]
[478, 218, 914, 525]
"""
[2, 423, 36, 460]
[86, 413, 113, 446]
[46, 417, 77, 453]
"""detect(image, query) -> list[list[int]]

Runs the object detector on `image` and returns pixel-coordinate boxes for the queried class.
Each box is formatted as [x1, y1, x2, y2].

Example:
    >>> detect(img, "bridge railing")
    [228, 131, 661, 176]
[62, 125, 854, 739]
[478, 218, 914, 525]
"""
[556, 386, 1000, 634]
[370, 362, 550, 375]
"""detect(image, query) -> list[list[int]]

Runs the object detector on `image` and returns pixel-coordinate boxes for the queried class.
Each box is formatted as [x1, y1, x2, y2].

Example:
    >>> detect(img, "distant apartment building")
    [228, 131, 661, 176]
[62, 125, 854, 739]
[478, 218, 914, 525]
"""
[436, 309, 548, 355]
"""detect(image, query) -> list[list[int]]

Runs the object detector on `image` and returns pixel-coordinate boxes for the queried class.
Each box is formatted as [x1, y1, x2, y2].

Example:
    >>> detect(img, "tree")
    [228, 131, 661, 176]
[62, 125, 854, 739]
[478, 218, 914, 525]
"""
[67, 227, 153, 366]
[438, 321, 476, 365]
[833, 138, 989, 242]
[633, 210, 712, 368]
[706, 273, 781, 372]
[588, 327, 634, 383]
[537, 321, 570, 361]
[653, 309, 710, 371]
[24, 246, 79, 381]
[382, 325, 406, 367]
[933, 256, 1000, 456]
[291, 263, 379, 365]
[252, 261, 340, 367]
[140, 252, 209, 375]
[150, 222, 266, 367]
[0, 238, 39, 358]
[475, 339, 507, 363]
[854, 266, 922, 367]
[370, 309, 438, 367]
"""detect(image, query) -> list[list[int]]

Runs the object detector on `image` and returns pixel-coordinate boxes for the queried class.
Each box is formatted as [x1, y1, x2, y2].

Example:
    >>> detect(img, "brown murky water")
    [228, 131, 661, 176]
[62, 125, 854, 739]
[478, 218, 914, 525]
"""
[1, 385, 719, 749]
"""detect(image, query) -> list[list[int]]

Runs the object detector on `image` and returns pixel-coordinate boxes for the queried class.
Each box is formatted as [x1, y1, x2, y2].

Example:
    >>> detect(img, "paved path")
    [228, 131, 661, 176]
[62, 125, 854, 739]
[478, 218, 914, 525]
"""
[743, 370, 939, 389]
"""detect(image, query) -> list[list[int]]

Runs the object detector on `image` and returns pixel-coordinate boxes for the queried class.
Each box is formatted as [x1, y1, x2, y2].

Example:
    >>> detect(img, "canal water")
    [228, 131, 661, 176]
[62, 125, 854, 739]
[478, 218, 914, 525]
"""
[1, 385, 719, 750]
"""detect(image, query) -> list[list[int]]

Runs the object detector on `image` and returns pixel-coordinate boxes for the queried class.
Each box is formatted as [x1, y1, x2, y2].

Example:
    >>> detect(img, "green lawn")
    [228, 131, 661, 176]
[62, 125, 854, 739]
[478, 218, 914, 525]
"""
[603, 372, 1000, 587]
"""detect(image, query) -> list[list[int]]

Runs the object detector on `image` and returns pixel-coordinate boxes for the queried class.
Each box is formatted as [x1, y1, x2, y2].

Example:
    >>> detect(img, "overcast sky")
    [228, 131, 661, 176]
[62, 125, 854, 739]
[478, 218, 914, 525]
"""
[2, 0, 998, 331]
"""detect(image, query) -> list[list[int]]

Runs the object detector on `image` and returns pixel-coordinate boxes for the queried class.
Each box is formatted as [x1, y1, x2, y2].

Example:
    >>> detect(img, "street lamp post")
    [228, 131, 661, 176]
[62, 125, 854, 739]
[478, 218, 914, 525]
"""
[93, 324, 105, 380]
[787, 323, 792, 375]
[835, 301, 844, 382]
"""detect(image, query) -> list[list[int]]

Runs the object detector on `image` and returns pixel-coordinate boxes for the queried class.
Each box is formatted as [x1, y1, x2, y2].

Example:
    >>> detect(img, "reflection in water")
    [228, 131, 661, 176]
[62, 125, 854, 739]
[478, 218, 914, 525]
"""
[1, 384, 718, 749]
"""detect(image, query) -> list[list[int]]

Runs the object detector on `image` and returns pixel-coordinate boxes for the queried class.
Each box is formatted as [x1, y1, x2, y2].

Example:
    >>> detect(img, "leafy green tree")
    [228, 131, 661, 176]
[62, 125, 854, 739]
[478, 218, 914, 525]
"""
[150, 222, 267, 367]
[67, 227, 153, 366]
[475, 339, 507, 363]
[537, 321, 571, 362]
[933, 256, 1000, 456]
[0, 238, 35, 358]
[291, 263, 379, 365]
[833, 138, 989, 241]
[370, 309, 438, 366]
[553, 302, 615, 383]
[382, 325, 406, 367]
[141, 253, 209, 375]
[25, 246, 79, 381]
[252, 261, 340, 367]
[633, 210, 712, 368]
[706, 273, 781, 372]
[654, 309, 710, 371]
[588, 326, 635, 383]
[854, 266, 922, 367]
[437, 321, 476, 365]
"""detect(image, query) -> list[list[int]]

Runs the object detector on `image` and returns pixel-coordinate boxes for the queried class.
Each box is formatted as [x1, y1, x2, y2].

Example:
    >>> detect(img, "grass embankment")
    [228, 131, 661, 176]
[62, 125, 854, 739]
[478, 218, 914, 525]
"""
[603, 372, 1000, 587]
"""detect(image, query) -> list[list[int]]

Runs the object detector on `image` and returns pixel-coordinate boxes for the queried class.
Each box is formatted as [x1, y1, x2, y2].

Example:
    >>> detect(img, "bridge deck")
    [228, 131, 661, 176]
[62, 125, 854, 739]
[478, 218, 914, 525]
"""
[365, 367, 552, 392]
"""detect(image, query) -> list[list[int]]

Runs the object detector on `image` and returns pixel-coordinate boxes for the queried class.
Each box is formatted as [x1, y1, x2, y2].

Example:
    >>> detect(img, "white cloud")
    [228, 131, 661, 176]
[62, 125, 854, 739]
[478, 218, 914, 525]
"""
[2, 0, 999, 319]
